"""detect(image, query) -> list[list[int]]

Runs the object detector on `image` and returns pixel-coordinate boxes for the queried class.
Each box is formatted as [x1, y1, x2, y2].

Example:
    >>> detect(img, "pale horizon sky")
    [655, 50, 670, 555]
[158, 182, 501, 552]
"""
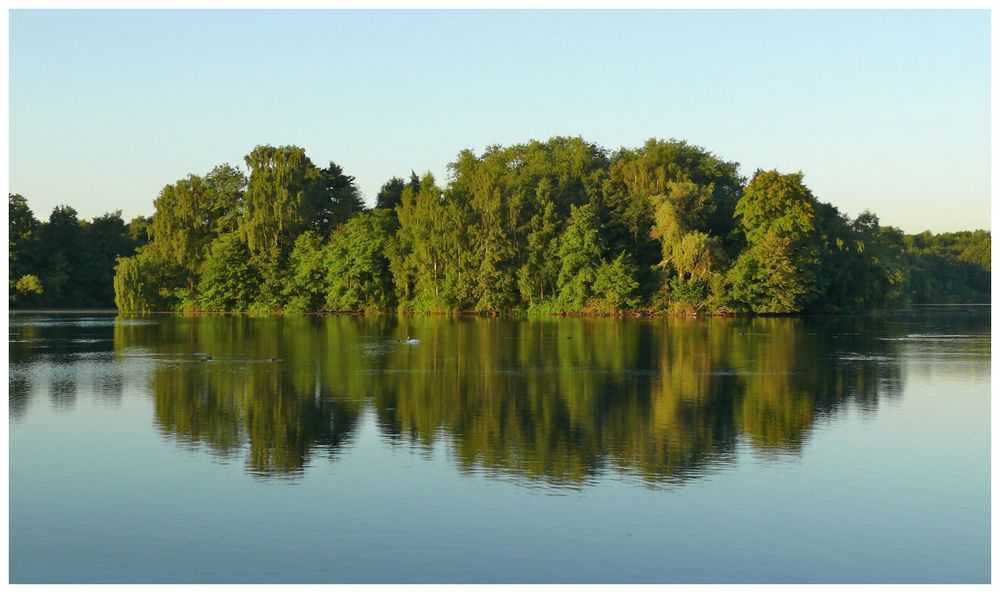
[9, 9, 991, 233]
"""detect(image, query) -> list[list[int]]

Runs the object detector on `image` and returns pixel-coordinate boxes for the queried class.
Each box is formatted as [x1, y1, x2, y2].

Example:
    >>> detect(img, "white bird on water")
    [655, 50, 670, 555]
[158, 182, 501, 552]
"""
[405, 336, 420, 345]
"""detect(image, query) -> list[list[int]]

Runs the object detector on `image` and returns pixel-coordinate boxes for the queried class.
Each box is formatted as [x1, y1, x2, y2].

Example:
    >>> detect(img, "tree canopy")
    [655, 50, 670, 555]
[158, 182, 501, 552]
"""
[8, 137, 989, 313]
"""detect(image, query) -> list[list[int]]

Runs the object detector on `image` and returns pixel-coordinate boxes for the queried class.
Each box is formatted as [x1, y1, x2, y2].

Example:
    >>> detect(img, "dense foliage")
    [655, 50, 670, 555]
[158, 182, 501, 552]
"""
[9, 194, 147, 308]
[8, 137, 990, 313]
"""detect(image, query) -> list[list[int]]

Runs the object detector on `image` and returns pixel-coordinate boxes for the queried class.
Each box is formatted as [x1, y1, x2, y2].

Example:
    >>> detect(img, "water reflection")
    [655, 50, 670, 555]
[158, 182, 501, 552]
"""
[10, 310, 989, 486]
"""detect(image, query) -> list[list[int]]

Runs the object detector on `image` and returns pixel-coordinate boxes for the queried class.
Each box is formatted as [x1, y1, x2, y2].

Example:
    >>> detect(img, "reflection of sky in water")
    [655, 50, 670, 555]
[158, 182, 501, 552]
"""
[8, 309, 991, 583]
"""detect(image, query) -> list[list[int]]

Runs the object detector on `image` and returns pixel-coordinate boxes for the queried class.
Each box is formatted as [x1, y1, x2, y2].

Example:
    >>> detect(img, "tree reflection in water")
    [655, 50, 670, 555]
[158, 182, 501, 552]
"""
[109, 314, 907, 485]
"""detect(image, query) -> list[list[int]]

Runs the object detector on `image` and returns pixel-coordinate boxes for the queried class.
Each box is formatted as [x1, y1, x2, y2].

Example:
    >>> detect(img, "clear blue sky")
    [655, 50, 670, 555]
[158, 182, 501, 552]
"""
[9, 9, 991, 233]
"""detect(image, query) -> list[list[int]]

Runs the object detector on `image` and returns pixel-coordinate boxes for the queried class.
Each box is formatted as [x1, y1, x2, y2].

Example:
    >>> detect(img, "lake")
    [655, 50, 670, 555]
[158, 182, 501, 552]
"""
[8, 308, 991, 583]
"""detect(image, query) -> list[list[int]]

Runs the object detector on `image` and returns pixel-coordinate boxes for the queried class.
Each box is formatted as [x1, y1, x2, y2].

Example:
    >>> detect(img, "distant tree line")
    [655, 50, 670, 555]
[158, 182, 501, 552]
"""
[8, 137, 991, 313]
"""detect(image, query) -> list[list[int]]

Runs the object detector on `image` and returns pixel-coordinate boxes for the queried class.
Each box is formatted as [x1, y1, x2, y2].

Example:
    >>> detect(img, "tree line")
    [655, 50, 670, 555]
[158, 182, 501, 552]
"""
[8, 137, 991, 313]
[9, 195, 148, 309]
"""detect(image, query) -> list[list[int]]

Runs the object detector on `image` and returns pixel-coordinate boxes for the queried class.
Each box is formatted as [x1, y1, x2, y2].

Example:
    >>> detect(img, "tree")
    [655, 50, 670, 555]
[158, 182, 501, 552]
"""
[77, 211, 133, 307]
[517, 198, 560, 304]
[114, 249, 172, 312]
[604, 138, 743, 262]
[727, 231, 815, 313]
[202, 164, 246, 237]
[375, 176, 407, 210]
[324, 209, 398, 312]
[146, 175, 216, 294]
[470, 181, 518, 314]
[555, 203, 604, 311]
[241, 145, 322, 260]
[729, 170, 821, 312]
[127, 215, 152, 245]
[12, 274, 43, 307]
[282, 231, 327, 314]
[196, 233, 257, 312]
[389, 174, 456, 312]
[592, 253, 640, 313]
[9, 194, 41, 301]
[315, 161, 364, 234]
[735, 170, 817, 245]
[37, 205, 82, 305]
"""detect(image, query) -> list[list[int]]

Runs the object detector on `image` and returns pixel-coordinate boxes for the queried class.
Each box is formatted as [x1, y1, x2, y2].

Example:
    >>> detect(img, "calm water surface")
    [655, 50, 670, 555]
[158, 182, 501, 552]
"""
[8, 309, 990, 583]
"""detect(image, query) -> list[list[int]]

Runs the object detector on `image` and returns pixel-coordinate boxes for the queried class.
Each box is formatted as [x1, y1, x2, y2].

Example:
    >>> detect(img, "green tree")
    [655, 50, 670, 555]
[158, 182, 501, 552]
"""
[727, 231, 814, 313]
[730, 170, 821, 312]
[324, 209, 398, 312]
[202, 164, 246, 237]
[389, 174, 457, 312]
[114, 248, 174, 312]
[283, 231, 327, 314]
[241, 145, 322, 260]
[375, 175, 407, 210]
[9, 194, 41, 302]
[555, 203, 604, 311]
[74, 211, 133, 307]
[37, 205, 83, 306]
[145, 175, 219, 296]
[127, 215, 152, 245]
[12, 274, 43, 307]
[315, 161, 364, 234]
[196, 233, 257, 312]
[592, 253, 640, 312]
[517, 198, 560, 304]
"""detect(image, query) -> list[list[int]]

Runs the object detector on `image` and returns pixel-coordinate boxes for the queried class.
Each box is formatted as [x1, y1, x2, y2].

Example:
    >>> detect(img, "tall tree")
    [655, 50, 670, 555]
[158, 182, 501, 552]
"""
[241, 145, 322, 260]
[146, 175, 216, 294]
[729, 170, 821, 312]
[555, 203, 604, 310]
[9, 194, 41, 302]
[37, 205, 82, 305]
[315, 161, 364, 235]
[375, 176, 407, 210]
[389, 174, 456, 312]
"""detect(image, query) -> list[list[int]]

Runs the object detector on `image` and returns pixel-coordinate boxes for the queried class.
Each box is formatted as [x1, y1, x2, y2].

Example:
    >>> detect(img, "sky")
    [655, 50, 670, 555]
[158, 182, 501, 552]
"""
[8, 9, 991, 233]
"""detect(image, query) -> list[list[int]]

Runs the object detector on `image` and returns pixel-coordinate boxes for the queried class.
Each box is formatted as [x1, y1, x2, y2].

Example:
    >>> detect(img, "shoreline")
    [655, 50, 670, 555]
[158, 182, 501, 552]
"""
[8, 303, 991, 318]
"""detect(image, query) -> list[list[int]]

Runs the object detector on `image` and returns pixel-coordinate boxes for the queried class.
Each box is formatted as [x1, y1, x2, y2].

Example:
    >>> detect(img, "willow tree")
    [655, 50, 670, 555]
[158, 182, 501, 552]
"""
[113, 249, 165, 312]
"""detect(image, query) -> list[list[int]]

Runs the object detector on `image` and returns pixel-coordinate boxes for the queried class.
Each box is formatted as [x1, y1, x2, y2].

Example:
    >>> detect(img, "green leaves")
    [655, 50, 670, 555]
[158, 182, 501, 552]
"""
[592, 253, 640, 313]
[727, 171, 823, 313]
[324, 210, 397, 313]
[196, 234, 257, 312]
[242, 145, 320, 260]
[735, 170, 817, 245]
[92, 139, 989, 315]
[726, 230, 818, 313]
[555, 203, 604, 311]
